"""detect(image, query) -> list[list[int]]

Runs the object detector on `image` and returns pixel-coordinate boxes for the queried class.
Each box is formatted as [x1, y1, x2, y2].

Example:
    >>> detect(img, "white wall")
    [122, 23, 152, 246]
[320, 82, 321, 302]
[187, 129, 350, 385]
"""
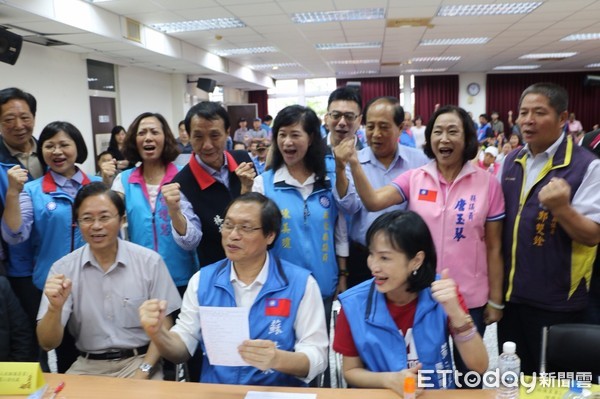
[0, 42, 191, 174]
[117, 65, 181, 130]
[0, 42, 95, 173]
[458, 72, 487, 119]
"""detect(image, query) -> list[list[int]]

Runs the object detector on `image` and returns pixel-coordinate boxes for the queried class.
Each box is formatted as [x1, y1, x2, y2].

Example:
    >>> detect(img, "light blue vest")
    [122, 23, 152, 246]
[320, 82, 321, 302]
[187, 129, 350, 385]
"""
[26, 172, 99, 289]
[262, 169, 338, 298]
[120, 166, 199, 287]
[339, 279, 455, 389]
[197, 254, 309, 386]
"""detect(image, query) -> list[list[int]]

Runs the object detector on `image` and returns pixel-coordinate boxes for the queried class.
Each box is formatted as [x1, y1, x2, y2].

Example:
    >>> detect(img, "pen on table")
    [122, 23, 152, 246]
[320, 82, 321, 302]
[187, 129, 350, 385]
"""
[49, 381, 65, 399]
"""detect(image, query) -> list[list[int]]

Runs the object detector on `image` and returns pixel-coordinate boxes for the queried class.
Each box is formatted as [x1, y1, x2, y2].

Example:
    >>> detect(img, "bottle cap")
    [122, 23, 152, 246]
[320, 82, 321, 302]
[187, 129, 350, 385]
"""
[569, 380, 583, 393]
[503, 341, 516, 354]
[404, 376, 416, 394]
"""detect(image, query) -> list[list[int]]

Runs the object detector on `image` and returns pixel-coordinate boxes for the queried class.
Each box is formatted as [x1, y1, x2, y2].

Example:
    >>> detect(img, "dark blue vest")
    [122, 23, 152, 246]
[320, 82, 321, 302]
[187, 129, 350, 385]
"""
[501, 136, 597, 311]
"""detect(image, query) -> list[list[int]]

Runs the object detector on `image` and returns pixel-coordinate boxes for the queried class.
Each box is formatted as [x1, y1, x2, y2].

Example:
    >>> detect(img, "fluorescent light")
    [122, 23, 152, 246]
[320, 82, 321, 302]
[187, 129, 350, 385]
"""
[249, 63, 300, 69]
[316, 42, 382, 50]
[437, 2, 542, 17]
[585, 63, 600, 68]
[152, 18, 245, 33]
[403, 68, 447, 73]
[561, 33, 600, 41]
[420, 37, 489, 46]
[292, 8, 384, 24]
[519, 52, 577, 59]
[335, 70, 379, 76]
[493, 65, 540, 70]
[328, 59, 379, 65]
[272, 73, 312, 79]
[411, 56, 461, 62]
[214, 47, 277, 56]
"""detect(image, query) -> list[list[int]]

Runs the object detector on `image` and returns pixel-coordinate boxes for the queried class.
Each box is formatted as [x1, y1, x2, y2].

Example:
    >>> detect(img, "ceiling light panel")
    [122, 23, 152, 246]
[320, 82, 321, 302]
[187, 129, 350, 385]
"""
[215, 47, 277, 56]
[561, 33, 600, 41]
[420, 37, 489, 46]
[403, 68, 448, 73]
[316, 42, 382, 50]
[585, 63, 600, 68]
[335, 70, 379, 76]
[152, 18, 245, 33]
[411, 56, 461, 62]
[519, 52, 577, 59]
[250, 63, 300, 69]
[292, 8, 385, 24]
[328, 59, 379, 65]
[437, 2, 542, 17]
[493, 65, 541, 70]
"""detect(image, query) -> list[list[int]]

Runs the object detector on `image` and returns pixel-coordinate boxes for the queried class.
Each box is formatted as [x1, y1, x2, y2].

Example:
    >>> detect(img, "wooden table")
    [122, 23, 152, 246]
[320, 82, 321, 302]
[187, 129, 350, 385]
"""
[2, 373, 498, 398]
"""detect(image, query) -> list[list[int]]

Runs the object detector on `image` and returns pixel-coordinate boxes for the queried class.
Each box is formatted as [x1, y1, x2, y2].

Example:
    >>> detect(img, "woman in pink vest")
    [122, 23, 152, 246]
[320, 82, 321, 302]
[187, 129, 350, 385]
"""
[335, 105, 504, 388]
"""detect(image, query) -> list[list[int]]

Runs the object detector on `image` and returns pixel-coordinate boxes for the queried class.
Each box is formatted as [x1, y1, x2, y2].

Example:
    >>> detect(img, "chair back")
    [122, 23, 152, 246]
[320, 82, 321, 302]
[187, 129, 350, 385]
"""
[542, 324, 600, 382]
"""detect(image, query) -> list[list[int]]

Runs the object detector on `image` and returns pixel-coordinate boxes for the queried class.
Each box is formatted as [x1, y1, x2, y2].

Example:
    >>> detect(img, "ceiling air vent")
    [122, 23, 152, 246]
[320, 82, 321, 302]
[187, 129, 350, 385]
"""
[125, 18, 141, 43]
[386, 18, 433, 28]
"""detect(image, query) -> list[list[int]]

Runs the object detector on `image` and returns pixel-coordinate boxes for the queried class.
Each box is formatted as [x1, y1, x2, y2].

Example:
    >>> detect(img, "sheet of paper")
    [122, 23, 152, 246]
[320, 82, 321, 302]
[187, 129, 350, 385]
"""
[245, 392, 317, 399]
[199, 306, 250, 367]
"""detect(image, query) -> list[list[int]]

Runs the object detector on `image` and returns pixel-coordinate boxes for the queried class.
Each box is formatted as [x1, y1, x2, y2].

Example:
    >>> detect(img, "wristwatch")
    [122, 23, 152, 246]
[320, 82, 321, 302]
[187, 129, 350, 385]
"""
[139, 363, 153, 374]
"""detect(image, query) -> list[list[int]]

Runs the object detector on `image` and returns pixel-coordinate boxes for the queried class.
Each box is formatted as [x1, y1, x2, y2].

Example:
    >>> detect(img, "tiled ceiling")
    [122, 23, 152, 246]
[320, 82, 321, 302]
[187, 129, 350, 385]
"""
[2, 0, 600, 90]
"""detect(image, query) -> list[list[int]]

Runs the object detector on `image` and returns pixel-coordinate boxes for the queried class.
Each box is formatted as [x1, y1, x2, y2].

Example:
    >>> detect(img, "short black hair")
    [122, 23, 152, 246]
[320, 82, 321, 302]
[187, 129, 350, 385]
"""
[423, 105, 479, 164]
[0, 87, 37, 117]
[96, 150, 112, 162]
[327, 87, 363, 113]
[366, 210, 437, 292]
[223, 192, 282, 250]
[74, 181, 125, 219]
[364, 96, 404, 126]
[519, 82, 568, 116]
[263, 115, 273, 122]
[122, 112, 180, 165]
[479, 113, 490, 122]
[38, 121, 88, 171]
[270, 105, 327, 182]
[184, 101, 230, 134]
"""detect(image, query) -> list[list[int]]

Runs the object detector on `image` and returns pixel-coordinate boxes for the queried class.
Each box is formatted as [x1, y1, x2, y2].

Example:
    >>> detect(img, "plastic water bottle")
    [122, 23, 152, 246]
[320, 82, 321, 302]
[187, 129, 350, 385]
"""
[563, 382, 584, 399]
[497, 341, 521, 399]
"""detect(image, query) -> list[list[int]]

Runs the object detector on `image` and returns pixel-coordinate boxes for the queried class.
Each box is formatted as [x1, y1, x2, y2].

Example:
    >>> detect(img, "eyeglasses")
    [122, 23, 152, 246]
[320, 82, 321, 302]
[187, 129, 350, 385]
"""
[78, 214, 120, 226]
[327, 111, 360, 123]
[221, 221, 262, 234]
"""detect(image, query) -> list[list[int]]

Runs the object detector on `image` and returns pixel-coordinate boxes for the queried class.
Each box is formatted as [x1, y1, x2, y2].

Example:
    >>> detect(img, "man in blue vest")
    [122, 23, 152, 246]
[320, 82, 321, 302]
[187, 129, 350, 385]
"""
[139, 193, 328, 386]
[0, 87, 43, 363]
[499, 82, 600, 375]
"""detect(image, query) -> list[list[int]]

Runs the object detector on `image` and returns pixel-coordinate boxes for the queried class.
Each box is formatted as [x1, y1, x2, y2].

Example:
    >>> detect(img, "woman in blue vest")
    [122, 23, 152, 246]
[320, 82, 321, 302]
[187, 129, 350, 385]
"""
[332, 210, 488, 395]
[252, 105, 342, 321]
[108, 112, 199, 296]
[2, 121, 99, 291]
[2, 121, 99, 373]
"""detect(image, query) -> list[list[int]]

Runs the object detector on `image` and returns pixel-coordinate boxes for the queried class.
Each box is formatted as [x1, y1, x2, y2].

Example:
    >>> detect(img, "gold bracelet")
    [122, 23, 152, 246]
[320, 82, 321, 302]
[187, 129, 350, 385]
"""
[338, 269, 349, 277]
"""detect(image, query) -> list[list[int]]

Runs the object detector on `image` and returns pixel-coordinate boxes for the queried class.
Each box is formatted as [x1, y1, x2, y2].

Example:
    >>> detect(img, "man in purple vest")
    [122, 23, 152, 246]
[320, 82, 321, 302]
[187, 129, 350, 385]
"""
[499, 82, 600, 375]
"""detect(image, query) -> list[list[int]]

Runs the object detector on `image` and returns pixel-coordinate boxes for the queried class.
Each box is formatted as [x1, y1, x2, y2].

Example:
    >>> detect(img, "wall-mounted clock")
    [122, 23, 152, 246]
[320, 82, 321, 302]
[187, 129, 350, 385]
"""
[467, 82, 481, 96]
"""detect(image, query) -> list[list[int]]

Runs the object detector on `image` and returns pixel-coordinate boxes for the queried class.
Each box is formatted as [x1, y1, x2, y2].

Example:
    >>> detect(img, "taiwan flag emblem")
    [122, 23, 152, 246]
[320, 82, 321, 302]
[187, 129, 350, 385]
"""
[418, 189, 437, 202]
[265, 298, 291, 317]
